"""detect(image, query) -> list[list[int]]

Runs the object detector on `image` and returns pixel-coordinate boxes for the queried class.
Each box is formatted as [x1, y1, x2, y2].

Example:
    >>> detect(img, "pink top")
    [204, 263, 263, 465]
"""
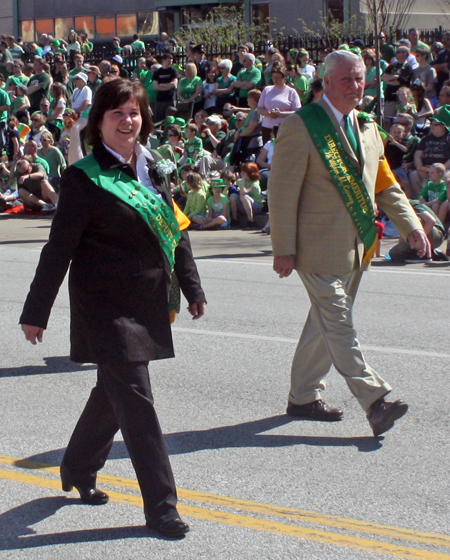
[258, 85, 301, 129]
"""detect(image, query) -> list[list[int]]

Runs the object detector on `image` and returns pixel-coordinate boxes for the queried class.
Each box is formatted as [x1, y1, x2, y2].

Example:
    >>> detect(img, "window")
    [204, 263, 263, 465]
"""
[327, 0, 344, 23]
[252, 3, 270, 32]
[35, 19, 54, 39]
[117, 14, 136, 37]
[75, 16, 94, 38]
[137, 12, 159, 35]
[55, 18, 74, 41]
[95, 16, 115, 39]
[21, 20, 35, 43]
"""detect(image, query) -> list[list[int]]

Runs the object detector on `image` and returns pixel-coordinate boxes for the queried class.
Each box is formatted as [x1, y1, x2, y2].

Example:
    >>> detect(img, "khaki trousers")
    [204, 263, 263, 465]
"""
[289, 268, 391, 412]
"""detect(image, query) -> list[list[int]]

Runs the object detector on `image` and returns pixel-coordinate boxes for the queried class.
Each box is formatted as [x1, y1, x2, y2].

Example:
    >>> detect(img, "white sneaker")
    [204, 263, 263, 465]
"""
[41, 203, 56, 213]
[261, 220, 270, 234]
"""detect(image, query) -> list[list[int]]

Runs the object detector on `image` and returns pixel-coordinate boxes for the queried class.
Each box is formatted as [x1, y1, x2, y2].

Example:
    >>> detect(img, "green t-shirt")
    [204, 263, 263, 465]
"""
[34, 156, 50, 174]
[5, 74, 29, 89]
[419, 180, 447, 202]
[12, 94, 27, 114]
[185, 136, 203, 159]
[237, 66, 262, 98]
[207, 193, 229, 214]
[37, 146, 67, 177]
[131, 40, 145, 53]
[179, 76, 202, 101]
[0, 88, 11, 122]
[28, 71, 50, 112]
[293, 75, 310, 104]
[239, 178, 263, 205]
[140, 70, 157, 103]
[184, 189, 207, 218]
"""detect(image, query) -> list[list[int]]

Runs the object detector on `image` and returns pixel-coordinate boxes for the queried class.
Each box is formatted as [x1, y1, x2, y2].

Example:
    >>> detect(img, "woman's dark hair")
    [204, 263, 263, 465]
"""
[167, 124, 182, 139]
[86, 78, 153, 146]
[411, 82, 426, 110]
[271, 62, 287, 77]
[305, 78, 324, 104]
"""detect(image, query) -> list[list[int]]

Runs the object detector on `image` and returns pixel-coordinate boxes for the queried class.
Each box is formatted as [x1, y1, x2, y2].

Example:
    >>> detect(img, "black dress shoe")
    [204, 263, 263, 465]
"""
[286, 399, 343, 421]
[367, 398, 408, 437]
[147, 517, 190, 539]
[62, 478, 109, 505]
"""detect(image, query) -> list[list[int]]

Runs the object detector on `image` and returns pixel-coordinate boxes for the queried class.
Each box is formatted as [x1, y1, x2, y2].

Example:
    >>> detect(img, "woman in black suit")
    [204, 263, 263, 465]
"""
[20, 78, 206, 539]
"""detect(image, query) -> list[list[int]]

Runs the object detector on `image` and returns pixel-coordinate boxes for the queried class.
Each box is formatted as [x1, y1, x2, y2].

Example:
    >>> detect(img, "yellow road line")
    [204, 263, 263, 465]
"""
[0, 467, 449, 560]
[1, 454, 448, 550]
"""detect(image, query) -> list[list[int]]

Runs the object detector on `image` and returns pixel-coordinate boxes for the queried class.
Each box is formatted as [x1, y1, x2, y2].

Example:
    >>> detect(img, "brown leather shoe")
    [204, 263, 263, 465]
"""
[367, 398, 408, 436]
[286, 399, 343, 421]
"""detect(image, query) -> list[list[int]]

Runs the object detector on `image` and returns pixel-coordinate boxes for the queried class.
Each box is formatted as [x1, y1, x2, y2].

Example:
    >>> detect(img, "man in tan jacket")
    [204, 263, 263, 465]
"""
[269, 50, 430, 436]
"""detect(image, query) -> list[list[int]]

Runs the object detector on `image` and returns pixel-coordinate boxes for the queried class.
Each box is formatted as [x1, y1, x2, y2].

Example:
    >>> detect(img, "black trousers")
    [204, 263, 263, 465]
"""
[61, 361, 178, 524]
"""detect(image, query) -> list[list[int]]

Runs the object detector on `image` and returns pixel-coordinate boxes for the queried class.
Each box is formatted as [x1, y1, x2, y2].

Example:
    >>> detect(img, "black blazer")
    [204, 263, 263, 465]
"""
[20, 144, 206, 364]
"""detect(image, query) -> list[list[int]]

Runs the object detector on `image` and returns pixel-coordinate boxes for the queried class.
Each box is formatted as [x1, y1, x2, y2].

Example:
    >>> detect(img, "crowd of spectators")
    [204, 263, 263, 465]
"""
[2, 27, 450, 248]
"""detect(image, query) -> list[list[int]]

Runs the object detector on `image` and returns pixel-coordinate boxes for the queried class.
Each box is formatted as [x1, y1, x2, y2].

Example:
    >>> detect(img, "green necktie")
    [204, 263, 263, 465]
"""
[343, 114, 359, 159]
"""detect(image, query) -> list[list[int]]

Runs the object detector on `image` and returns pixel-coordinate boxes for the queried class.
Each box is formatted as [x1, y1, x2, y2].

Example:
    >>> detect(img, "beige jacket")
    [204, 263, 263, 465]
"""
[269, 98, 422, 275]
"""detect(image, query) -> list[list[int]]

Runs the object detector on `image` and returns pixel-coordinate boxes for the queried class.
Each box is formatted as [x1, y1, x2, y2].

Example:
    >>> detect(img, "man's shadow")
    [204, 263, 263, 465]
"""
[21, 414, 382, 470]
[0, 357, 96, 378]
[0, 497, 163, 550]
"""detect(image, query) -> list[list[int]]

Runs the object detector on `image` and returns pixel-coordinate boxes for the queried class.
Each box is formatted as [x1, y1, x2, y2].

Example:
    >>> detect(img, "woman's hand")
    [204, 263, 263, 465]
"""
[21, 324, 44, 344]
[187, 301, 206, 320]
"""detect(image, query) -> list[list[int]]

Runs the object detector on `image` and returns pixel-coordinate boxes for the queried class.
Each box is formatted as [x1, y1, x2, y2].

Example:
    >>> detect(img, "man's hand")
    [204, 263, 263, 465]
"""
[407, 229, 431, 258]
[273, 255, 295, 278]
[21, 324, 44, 344]
[187, 301, 206, 320]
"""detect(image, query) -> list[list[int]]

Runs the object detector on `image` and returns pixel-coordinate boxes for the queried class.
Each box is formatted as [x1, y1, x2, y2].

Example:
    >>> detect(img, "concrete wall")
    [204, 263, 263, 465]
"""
[0, 0, 16, 35]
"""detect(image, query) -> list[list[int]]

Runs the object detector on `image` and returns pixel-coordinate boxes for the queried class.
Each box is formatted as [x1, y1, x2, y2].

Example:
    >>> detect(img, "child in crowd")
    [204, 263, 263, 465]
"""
[193, 178, 230, 230]
[395, 87, 416, 116]
[58, 108, 77, 162]
[5, 116, 21, 166]
[419, 162, 447, 215]
[230, 162, 263, 230]
[183, 171, 208, 225]
[222, 169, 238, 198]
[180, 123, 203, 165]
[172, 163, 196, 208]
[385, 123, 412, 197]
[10, 84, 30, 119]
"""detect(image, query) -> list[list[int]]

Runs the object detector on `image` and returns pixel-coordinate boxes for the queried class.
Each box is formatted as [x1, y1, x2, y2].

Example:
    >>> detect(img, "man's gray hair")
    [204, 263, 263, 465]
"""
[324, 50, 364, 76]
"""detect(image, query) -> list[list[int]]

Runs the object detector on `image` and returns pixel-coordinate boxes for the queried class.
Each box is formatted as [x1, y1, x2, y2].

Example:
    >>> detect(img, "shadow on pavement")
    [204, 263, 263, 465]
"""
[0, 497, 155, 550]
[0, 356, 96, 378]
[21, 414, 382, 469]
[196, 251, 272, 260]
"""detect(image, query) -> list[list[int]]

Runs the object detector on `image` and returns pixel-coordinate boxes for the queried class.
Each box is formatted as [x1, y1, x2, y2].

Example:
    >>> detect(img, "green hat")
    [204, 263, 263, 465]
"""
[51, 39, 61, 47]
[430, 105, 450, 131]
[350, 46, 362, 56]
[338, 43, 350, 51]
[174, 117, 186, 128]
[9, 76, 22, 87]
[210, 178, 226, 189]
[164, 116, 175, 125]
[289, 48, 298, 60]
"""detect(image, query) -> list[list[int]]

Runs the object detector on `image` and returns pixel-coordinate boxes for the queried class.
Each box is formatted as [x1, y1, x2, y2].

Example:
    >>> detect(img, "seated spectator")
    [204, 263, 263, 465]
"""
[388, 200, 445, 263]
[382, 46, 413, 130]
[23, 140, 50, 173]
[216, 59, 237, 113]
[395, 87, 416, 116]
[202, 66, 218, 115]
[195, 177, 230, 229]
[385, 123, 411, 196]
[27, 111, 47, 146]
[410, 106, 450, 196]
[180, 122, 203, 164]
[176, 62, 202, 122]
[184, 171, 207, 224]
[412, 48, 438, 107]
[394, 113, 419, 169]
[411, 81, 434, 136]
[15, 157, 57, 212]
[37, 130, 67, 191]
[201, 114, 226, 153]
[232, 53, 261, 108]
[70, 72, 92, 115]
[256, 124, 279, 191]
[418, 162, 447, 216]
[165, 124, 184, 159]
[257, 63, 301, 144]
[229, 89, 263, 167]
[230, 161, 263, 229]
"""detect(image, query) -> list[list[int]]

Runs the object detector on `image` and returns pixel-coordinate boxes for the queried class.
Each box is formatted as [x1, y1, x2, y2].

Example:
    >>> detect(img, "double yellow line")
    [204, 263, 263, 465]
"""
[1, 454, 449, 559]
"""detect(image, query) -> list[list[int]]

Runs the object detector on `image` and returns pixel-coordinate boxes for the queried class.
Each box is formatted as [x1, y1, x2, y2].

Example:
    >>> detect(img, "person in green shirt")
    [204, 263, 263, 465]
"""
[176, 62, 203, 122]
[5, 61, 29, 90]
[139, 60, 158, 107]
[27, 57, 50, 113]
[182, 123, 204, 162]
[230, 161, 263, 229]
[232, 53, 261, 107]
[69, 54, 85, 76]
[0, 41, 13, 78]
[37, 130, 67, 190]
[131, 34, 145, 53]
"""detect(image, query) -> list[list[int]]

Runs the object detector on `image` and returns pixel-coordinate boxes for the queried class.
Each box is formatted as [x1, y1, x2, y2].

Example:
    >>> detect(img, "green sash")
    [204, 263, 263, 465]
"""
[73, 154, 181, 270]
[297, 103, 377, 263]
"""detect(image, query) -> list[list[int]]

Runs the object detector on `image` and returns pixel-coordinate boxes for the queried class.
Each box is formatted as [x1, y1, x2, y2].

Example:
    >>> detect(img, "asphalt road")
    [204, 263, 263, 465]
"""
[0, 214, 449, 560]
